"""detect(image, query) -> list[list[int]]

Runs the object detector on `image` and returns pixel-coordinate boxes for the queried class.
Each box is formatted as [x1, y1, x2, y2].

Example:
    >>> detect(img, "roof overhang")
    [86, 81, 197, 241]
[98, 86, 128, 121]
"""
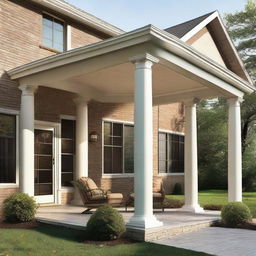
[8, 25, 255, 104]
[30, 0, 124, 36]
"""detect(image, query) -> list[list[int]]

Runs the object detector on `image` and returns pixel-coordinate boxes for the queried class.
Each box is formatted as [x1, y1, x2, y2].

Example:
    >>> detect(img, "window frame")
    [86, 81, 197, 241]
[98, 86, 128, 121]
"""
[102, 119, 134, 178]
[60, 116, 76, 188]
[158, 129, 185, 176]
[41, 12, 67, 52]
[0, 108, 19, 187]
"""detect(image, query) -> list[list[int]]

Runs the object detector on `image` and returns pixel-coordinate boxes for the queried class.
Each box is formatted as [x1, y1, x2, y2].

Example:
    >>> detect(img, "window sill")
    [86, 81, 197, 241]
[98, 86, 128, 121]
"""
[158, 173, 184, 176]
[60, 187, 74, 192]
[39, 44, 62, 54]
[102, 174, 134, 178]
[0, 184, 19, 189]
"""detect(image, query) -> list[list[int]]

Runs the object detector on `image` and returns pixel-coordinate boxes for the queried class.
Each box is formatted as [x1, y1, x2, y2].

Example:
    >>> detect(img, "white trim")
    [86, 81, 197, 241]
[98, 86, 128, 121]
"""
[34, 120, 61, 204]
[0, 110, 19, 187]
[181, 12, 218, 42]
[67, 25, 72, 51]
[158, 173, 184, 176]
[159, 129, 185, 136]
[102, 174, 134, 178]
[30, 0, 124, 36]
[60, 114, 76, 120]
[0, 108, 19, 115]
[102, 118, 134, 125]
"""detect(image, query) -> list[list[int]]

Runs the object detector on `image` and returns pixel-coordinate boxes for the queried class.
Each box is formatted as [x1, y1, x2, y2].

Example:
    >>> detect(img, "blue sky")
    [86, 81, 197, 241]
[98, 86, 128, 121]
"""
[65, 0, 247, 31]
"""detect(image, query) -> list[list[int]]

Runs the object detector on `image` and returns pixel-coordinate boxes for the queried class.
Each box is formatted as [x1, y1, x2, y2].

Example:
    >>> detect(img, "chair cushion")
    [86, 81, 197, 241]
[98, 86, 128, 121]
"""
[153, 177, 162, 193]
[90, 189, 106, 200]
[153, 192, 163, 198]
[107, 193, 123, 205]
[79, 177, 98, 191]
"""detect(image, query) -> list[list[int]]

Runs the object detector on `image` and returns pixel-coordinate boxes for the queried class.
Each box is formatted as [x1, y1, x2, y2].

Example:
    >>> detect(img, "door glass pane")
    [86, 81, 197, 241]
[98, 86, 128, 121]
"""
[34, 129, 53, 196]
[0, 114, 16, 183]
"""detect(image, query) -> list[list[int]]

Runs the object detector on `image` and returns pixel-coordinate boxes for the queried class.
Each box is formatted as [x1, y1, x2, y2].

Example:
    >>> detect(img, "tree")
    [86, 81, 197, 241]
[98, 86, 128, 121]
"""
[225, 0, 256, 153]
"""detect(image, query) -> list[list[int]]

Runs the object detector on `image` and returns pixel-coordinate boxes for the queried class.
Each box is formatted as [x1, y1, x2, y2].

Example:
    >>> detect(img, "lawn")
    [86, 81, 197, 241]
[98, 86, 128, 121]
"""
[0, 225, 213, 256]
[167, 190, 256, 217]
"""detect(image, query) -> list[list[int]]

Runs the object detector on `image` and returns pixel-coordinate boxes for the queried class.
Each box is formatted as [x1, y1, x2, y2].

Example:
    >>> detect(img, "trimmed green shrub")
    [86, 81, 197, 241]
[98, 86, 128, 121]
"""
[3, 193, 38, 223]
[172, 183, 183, 195]
[221, 202, 251, 226]
[164, 198, 184, 208]
[86, 205, 126, 241]
[203, 204, 223, 211]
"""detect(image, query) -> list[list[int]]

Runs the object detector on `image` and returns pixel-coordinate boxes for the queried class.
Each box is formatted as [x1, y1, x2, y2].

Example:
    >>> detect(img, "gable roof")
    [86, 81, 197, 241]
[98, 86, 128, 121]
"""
[30, 0, 124, 36]
[165, 11, 253, 85]
[165, 11, 215, 39]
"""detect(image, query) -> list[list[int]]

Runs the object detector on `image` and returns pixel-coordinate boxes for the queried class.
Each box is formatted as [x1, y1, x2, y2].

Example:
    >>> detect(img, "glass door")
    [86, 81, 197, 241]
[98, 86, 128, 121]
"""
[34, 128, 54, 203]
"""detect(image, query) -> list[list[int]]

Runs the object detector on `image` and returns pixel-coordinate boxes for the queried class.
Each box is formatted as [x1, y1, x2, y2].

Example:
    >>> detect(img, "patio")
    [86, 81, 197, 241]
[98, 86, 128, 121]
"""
[36, 205, 220, 241]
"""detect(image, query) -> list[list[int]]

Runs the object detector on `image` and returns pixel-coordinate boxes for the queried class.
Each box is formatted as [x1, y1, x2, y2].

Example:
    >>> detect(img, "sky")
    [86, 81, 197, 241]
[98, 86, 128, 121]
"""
[65, 0, 247, 31]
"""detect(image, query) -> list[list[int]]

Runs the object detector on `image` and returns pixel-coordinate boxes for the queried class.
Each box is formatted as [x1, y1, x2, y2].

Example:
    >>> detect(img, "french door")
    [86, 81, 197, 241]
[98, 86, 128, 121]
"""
[34, 127, 55, 203]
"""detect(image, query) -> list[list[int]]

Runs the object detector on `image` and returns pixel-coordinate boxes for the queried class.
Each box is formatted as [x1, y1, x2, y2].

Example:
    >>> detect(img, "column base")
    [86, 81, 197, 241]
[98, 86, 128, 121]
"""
[126, 214, 163, 229]
[181, 204, 204, 213]
[71, 190, 83, 206]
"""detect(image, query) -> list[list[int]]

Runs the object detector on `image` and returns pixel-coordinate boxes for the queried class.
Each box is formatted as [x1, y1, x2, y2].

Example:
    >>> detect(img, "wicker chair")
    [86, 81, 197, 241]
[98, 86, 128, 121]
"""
[125, 176, 165, 211]
[72, 177, 124, 213]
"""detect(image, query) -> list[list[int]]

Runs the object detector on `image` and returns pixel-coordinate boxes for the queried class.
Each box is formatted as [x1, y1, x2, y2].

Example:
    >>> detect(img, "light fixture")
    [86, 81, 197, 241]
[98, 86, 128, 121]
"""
[89, 131, 99, 143]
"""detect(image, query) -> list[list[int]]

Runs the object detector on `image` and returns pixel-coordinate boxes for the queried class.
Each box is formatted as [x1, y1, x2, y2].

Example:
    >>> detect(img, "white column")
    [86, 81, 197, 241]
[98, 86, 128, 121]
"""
[71, 96, 89, 205]
[228, 97, 242, 202]
[127, 53, 162, 229]
[19, 85, 36, 196]
[182, 99, 204, 213]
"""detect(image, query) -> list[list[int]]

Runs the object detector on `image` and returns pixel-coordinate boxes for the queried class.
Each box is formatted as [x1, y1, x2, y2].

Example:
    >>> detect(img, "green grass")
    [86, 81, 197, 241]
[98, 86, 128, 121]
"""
[0, 225, 213, 256]
[167, 190, 256, 217]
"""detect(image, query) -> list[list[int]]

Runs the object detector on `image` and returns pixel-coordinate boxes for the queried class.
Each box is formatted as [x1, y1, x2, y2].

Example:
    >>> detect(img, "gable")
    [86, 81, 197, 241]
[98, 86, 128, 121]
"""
[187, 27, 227, 67]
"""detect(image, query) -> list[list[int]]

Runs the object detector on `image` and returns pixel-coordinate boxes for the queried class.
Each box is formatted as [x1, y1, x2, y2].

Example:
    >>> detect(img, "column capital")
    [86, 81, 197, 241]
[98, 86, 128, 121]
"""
[183, 97, 200, 107]
[19, 85, 37, 95]
[129, 53, 159, 68]
[73, 96, 90, 106]
[227, 97, 243, 107]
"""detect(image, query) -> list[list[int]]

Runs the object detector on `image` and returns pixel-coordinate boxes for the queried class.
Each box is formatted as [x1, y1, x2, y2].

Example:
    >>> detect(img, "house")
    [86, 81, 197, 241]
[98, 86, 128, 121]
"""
[0, 0, 254, 229]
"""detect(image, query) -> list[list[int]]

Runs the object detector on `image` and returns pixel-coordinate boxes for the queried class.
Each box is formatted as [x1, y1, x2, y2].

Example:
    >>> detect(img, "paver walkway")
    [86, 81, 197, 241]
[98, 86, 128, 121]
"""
[155, 227, 256, 256]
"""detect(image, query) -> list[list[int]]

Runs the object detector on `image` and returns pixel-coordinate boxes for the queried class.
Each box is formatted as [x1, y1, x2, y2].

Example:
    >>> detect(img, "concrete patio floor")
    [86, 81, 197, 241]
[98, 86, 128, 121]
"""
[36, 205, 220, 241]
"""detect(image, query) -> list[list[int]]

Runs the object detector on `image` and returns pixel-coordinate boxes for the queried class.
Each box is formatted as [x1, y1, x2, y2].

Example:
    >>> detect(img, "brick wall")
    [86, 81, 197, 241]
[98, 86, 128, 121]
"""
[0, 0, 185, 207]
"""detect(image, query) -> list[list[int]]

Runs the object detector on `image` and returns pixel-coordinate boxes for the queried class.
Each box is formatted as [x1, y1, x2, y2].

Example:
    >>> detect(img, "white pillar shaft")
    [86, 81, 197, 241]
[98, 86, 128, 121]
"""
[19, 85, 35, 196]
[182, 101, 203, 213]
[75, 100, 88, 179]
[72, 97, 88, 205]
[127, 54, 162, 229]
[228, 98, 242, 202]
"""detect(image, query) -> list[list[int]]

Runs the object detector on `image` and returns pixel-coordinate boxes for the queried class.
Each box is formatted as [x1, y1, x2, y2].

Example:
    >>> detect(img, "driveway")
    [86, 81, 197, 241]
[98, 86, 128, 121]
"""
[154, 227, 256, 256]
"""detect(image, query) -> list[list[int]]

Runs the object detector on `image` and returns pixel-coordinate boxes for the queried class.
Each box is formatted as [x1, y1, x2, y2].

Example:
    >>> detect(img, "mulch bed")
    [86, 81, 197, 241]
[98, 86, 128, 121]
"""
[83, 237, 137, 246]
[213, 220, 256, 230]
[0, 219, 39, 229]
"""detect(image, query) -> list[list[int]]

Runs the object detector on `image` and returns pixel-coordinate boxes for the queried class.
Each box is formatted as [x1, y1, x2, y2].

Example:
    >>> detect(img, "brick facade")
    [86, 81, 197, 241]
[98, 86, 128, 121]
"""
[0, 0, 184, 208]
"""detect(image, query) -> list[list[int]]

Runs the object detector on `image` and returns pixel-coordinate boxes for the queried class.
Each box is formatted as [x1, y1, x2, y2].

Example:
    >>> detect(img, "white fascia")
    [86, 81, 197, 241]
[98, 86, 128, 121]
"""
[7, 25, 255, 95]
[30, 0, 124, 36]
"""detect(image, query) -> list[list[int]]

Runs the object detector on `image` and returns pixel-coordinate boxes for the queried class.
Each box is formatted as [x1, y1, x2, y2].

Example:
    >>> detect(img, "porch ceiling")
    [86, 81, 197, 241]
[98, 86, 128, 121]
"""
[8, 25, 254, 104]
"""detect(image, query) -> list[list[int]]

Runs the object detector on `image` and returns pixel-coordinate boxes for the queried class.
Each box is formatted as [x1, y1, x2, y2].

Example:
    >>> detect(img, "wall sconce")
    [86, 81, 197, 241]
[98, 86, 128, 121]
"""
[89, 131, 99, 143]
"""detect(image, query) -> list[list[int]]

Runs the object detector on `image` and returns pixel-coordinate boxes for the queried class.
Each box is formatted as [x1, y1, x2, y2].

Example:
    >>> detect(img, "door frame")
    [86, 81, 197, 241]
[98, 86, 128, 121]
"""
[34, 120, 61, 204]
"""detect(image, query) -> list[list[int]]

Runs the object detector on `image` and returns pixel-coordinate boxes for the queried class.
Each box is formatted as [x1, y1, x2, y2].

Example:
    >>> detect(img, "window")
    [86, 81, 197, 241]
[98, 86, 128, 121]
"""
[42, 14, 66, 52]
[61, 119, 75, 186]
[159, 132, 184, 174]
[0, 114, 16, 183]
[103, 121, 134, 174]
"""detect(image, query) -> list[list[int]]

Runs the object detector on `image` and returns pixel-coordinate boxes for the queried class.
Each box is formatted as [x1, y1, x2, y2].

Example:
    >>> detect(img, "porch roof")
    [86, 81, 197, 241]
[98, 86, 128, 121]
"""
[8, 25, 255, 104]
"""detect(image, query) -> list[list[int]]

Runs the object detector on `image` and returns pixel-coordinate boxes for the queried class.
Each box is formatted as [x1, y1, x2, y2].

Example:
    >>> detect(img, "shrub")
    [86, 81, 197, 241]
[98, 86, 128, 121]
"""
[203, 204, 223, 211]
[172, 183, 183, 195]
[164, 198, 184, 208]
[3, 193, 38, 223]
[221, 202, 251, 226]
[86, 205, 126, 241]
